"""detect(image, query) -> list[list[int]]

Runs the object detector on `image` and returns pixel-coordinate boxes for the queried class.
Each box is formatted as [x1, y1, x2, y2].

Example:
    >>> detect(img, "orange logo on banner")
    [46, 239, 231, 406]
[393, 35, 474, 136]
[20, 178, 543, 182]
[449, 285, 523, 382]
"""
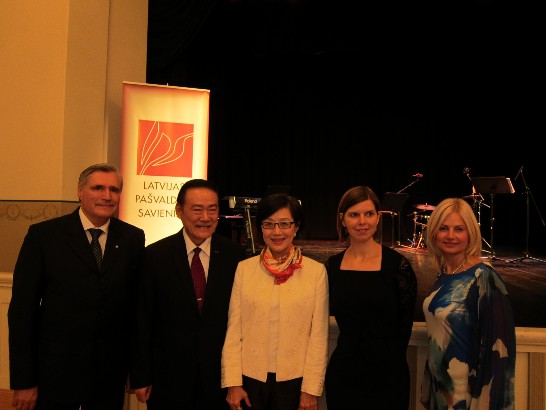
[137, 120, 194, 177]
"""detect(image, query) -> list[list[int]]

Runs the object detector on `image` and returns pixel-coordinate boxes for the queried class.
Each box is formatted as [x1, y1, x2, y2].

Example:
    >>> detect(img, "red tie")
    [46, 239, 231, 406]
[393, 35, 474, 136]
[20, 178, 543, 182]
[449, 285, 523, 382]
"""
[191, 247, 206, 311]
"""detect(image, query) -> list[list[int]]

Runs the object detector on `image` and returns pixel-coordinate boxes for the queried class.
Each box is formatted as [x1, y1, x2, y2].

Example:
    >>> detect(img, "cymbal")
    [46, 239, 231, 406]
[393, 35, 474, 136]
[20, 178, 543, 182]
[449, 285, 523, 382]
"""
[462, 194, 482, 199]
[414, 204, 436, 211]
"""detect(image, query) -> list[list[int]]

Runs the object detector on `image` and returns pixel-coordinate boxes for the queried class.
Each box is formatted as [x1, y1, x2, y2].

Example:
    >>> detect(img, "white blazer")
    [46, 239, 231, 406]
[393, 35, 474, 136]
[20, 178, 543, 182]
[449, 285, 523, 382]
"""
[221, 254, 329, 396]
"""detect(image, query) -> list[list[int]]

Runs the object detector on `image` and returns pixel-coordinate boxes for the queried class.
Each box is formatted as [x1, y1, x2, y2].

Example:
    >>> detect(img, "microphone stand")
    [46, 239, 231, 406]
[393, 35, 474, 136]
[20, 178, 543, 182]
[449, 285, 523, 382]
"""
[396, 175, 422, 249]
[464, 170, 492, 254]
[507, 168, 546, 263]
[396, 176, 421, 195]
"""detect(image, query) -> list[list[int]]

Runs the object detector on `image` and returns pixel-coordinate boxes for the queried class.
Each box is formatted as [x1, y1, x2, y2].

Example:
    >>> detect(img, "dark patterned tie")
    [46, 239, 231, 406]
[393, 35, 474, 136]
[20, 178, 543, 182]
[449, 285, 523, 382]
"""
[191, 247, 207, 311]
[89, 229, 103, 272]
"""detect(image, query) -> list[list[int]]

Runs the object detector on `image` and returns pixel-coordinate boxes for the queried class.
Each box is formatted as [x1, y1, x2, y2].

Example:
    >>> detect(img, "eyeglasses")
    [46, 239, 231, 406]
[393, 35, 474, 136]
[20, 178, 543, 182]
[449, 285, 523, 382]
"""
[261, 221, 295, 230]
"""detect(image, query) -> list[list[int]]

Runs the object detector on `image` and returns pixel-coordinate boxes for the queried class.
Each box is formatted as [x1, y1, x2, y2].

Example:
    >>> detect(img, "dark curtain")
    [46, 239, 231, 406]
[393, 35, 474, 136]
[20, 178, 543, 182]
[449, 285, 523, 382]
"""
[146, 0, 219, 83]
[145, 0, 545, 252]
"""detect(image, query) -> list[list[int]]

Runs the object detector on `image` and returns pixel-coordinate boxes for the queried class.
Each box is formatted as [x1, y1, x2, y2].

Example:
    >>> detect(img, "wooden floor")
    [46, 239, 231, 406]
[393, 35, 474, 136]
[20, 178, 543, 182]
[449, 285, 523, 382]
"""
[0, 388, 11, 409]
[297, 240, 546, 328]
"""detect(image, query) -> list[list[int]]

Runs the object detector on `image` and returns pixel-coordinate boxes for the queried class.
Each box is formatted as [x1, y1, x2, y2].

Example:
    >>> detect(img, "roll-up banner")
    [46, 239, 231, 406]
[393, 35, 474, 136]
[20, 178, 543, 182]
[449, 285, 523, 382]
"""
[119, 82, 210, 245]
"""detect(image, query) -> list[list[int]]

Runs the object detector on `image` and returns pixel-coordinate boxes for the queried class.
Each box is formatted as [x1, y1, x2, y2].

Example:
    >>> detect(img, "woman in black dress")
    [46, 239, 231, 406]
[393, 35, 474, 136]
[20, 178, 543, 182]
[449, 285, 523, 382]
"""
[324, 186, 417, 409]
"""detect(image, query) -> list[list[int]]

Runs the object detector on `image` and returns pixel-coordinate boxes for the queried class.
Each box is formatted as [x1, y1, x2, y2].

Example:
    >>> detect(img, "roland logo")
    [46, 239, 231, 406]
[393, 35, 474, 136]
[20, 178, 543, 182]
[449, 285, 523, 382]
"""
[226, 196, 261, 209]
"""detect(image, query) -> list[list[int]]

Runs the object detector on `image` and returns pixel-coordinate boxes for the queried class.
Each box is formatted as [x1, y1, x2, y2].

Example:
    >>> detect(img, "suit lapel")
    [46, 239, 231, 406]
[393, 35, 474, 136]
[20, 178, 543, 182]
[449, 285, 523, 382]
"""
[171, 232, 202, 314]
[205, 236, 219, 290]
[102, 219, 121, 273]
[64, 209, 101, 273]
[201, 234, 225, 315]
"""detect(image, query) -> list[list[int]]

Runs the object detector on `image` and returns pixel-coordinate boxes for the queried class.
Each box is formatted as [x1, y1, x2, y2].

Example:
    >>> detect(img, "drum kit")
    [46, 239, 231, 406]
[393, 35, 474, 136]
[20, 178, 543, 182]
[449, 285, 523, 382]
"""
[407, 203, 436, 250]
[405, 195, 491, 252]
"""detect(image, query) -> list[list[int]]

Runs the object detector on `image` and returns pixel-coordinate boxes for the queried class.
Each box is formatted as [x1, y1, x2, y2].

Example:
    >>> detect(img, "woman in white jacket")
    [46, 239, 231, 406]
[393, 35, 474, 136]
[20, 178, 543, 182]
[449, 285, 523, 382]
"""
[222, 193, 329, 410]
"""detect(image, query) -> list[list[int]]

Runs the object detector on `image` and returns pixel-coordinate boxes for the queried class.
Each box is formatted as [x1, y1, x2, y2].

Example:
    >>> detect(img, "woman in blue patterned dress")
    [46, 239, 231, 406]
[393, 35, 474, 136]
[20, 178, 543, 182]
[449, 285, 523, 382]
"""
[421, 198, 516, 410]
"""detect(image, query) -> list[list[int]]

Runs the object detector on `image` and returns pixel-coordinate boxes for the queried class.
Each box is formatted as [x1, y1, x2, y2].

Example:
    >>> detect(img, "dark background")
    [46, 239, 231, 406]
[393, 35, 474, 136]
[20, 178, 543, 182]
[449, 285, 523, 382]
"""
[145, 0, 545, 255]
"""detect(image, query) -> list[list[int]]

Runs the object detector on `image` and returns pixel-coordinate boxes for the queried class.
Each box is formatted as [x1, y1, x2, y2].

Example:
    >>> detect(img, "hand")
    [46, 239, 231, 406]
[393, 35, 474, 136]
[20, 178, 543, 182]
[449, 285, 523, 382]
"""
[134, 385, 152, 403]
[12, 387, 38, 410]
[226, 385, 251, 409]
[298, 391, 318, 410]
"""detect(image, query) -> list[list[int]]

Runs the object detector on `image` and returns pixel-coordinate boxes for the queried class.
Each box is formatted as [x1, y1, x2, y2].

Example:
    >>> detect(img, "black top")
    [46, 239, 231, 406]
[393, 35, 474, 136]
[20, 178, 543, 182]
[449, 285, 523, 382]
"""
[324, 245, 417, 410]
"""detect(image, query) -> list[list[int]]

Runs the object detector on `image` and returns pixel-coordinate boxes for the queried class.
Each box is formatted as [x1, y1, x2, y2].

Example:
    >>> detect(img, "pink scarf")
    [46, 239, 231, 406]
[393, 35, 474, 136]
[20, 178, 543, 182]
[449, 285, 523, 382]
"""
[260, 245, 303, 284]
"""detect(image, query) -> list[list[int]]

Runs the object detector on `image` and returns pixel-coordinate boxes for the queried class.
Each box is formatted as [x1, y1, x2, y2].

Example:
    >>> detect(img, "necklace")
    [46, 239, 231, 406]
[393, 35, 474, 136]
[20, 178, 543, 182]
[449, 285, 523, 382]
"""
[440, 259, 466, 276]
[452, 260, 466, 274]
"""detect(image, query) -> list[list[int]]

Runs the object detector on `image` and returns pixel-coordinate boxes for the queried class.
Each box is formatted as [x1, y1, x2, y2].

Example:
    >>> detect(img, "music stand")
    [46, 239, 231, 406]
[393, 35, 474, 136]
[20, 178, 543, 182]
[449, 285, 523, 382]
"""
[472, 176, 515, 260]
[380, 192, 409, 248]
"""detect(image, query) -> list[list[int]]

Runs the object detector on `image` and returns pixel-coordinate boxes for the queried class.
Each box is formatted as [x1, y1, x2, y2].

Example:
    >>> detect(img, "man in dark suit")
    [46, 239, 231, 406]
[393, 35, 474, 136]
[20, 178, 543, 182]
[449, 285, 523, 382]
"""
[131, 178, 246, 410]
[8, 163, 145, 410]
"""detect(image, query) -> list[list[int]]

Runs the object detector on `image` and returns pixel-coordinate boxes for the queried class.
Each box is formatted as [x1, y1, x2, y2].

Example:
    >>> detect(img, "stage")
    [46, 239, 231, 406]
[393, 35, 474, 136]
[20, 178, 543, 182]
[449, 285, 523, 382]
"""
[297, 240, 546, 328]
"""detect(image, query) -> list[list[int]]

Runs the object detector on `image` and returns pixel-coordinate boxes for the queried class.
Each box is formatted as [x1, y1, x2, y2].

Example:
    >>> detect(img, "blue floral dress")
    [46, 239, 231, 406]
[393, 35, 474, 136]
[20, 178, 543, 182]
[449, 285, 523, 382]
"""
[421, 262, 516, 409]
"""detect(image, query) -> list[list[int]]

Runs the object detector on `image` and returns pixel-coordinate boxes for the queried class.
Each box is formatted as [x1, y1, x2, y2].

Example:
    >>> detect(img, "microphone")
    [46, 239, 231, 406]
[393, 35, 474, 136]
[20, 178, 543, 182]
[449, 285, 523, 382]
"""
[514, 165, 523, 181]
[412, 173, 423, 178]
[463, 166, 475, 193]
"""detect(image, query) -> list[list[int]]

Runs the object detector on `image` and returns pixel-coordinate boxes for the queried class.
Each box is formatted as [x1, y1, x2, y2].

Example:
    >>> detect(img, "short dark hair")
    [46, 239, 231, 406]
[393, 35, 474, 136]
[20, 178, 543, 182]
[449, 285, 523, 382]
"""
[176, 179, 220, 205]
[256, 193, 303, 240]
[78, 163, 123, 190]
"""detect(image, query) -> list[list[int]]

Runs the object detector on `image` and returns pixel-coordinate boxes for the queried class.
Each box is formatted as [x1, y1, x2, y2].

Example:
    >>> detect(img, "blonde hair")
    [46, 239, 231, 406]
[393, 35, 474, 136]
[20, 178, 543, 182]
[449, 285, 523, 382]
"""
[426, 197, 482, 272]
